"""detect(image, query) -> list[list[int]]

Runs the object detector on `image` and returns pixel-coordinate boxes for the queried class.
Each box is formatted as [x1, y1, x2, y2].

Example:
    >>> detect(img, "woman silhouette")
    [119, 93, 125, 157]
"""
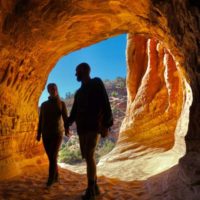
[37, 83, 69, 187]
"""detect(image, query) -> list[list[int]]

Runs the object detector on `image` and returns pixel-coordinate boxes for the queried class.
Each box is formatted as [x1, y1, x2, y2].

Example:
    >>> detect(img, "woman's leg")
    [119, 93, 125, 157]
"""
[43, 136, 62, 185]
[50, 136, 62, 181]
[42, 137, 53, 184]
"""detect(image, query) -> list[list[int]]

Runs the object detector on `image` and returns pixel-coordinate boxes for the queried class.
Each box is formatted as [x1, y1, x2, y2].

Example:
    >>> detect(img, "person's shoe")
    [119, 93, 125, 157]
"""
[95, 184, 100, 195]
[82, 188, 96, 200]
[54, 172, 59, 183]
[46, 179, 54, 187]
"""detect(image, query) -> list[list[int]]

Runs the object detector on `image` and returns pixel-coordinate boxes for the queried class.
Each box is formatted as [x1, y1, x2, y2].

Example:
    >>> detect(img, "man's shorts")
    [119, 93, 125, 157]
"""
[78, 131, 99, 159]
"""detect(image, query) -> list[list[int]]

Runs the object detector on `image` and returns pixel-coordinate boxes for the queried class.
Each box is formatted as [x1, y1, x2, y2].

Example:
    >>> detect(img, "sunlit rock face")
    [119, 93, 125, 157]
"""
[0, 0, 199, 198]
[98, 35, 192, 180]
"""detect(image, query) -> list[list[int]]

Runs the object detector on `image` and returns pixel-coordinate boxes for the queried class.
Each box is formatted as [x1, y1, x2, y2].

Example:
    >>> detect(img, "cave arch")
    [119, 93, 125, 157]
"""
[0, 1, 199, 189]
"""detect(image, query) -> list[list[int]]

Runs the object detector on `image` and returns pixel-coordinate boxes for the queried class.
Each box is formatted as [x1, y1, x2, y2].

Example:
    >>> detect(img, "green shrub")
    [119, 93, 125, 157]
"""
[58, 136, 82, 164]
[95, 138, 115, 161]
[111, 91, 118, 97]
[59, 147, 82, 164]
[59, 136, 115, 164]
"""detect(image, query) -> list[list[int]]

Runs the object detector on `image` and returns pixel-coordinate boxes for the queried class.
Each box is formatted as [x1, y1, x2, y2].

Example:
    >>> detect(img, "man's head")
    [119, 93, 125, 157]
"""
[75, 63, 91, 82]
[47, 83, 58, 97]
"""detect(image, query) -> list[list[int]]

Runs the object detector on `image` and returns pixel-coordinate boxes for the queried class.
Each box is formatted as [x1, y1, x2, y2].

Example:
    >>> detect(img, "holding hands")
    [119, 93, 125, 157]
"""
[65, 126, 72, 137]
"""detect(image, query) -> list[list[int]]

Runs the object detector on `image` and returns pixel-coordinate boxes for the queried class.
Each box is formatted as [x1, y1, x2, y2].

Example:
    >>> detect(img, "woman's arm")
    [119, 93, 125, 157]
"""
[67, 92, 78, 126]
[61, 101, 71, 136]
[61, 101, 68, 127]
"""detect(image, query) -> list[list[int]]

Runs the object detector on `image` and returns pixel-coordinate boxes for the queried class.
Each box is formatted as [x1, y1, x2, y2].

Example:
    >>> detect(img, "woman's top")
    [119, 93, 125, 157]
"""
[37, 96, 68, 139]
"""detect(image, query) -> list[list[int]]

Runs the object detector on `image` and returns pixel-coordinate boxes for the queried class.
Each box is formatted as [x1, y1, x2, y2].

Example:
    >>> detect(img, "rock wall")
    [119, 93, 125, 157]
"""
[98, 35, 189, 181]
[0, 0, 199, 197]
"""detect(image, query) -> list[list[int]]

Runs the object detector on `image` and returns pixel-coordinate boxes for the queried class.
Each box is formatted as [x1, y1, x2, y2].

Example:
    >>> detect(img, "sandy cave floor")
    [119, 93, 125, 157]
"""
[0, 164, 149, 200]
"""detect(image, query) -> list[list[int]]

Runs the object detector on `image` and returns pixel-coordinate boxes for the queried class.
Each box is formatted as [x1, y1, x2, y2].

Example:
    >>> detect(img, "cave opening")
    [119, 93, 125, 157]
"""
[37, 33, 192, 181]
[38, 34, 128, 171]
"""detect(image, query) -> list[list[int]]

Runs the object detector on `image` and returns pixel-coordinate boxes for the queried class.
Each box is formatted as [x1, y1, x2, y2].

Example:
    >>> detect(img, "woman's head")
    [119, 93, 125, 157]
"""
[47, 83, 58, 97]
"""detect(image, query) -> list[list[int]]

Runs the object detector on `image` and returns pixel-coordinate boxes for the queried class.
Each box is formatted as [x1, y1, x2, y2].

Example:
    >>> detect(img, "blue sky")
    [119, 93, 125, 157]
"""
[39, 34, 127, 105]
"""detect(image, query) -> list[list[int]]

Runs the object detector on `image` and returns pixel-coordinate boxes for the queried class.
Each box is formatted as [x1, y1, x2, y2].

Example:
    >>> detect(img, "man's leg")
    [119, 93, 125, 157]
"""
[85, 146, 96, 189]
[79, 132, 99, 199]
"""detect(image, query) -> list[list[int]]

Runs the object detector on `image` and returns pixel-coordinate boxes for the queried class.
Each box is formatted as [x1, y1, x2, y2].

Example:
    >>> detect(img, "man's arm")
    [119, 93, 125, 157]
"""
[96, 78, 113, 128]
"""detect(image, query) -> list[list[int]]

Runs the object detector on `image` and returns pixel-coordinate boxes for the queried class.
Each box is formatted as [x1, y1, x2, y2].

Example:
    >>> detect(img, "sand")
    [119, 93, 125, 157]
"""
[0, 164, 149, 200]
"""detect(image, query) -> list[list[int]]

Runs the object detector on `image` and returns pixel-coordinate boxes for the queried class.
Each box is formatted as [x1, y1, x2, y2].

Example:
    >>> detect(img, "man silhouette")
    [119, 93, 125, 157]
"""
[67, 63, 113, 200]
